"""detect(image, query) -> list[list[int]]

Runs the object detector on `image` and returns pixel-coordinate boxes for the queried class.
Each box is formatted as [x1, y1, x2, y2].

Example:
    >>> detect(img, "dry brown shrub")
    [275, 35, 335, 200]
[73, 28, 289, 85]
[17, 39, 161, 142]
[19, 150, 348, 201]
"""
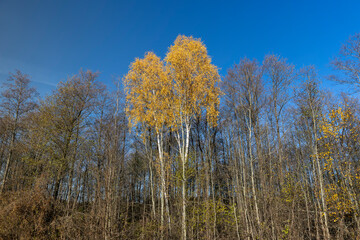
[0, 181, 58, 240]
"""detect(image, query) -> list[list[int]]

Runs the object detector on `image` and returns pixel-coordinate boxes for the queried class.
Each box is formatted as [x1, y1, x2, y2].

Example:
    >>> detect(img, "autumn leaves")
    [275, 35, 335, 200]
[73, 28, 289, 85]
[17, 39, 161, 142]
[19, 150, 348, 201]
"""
[124, 35, 221, 131]
[124, 35, 221, 240]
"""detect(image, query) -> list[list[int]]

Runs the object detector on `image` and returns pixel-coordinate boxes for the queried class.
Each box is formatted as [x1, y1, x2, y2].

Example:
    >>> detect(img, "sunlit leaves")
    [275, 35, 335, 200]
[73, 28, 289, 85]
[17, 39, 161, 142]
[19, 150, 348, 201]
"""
[317, 105, 360, 222]
[124, 52, 172, 132]
[125, 36, 222, 130]
[165, 35, 221, 127]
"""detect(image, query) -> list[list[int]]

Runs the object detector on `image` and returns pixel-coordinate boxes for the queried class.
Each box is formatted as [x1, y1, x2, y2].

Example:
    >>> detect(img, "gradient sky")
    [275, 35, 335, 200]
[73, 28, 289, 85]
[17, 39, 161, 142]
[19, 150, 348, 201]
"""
[0, 0, 359, 95]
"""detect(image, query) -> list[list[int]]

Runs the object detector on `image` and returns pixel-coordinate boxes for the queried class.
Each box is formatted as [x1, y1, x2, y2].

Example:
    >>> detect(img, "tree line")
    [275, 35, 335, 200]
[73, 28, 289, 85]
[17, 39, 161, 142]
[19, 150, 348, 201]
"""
[0, 34, 360, 239]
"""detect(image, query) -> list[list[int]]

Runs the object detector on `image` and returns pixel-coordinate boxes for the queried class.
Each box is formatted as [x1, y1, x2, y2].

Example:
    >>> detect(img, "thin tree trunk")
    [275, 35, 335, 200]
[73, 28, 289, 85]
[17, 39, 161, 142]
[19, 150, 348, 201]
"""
[156, 130, 166, 240]
[0, 111, 18, 194]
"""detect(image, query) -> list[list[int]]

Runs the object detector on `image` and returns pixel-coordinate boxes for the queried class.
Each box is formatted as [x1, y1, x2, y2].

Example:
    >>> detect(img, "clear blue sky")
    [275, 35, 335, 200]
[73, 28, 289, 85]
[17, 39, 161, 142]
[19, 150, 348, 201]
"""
[0, 0, 359, 95]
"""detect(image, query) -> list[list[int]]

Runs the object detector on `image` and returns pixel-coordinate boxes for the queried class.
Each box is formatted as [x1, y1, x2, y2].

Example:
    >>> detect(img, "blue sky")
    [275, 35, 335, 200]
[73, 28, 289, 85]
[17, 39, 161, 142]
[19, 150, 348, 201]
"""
[0, 0, 359, 95]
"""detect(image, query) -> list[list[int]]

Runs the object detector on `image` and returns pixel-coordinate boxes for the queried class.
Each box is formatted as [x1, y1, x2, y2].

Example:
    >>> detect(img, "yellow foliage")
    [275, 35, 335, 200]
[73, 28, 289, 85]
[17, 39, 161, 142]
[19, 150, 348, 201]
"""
[317, 105, 359, 222]
[125, 36, 221, 132]
[165, 35, 222, 128]
[189, 200, 236, 235]
[124, 52, 172, 132]
[282, 172, 301, 203]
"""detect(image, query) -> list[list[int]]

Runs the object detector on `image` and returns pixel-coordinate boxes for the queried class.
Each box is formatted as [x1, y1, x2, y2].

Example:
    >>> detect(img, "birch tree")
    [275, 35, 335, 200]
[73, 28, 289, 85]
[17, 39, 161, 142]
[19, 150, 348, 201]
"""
[124, 52, 172, 239]
[165, 35, 221, 240]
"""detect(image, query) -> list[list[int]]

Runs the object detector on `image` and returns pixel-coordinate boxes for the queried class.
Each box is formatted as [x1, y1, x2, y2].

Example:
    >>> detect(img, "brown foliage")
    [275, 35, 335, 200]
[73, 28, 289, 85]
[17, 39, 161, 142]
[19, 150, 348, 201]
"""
[0, 185, 57, 240]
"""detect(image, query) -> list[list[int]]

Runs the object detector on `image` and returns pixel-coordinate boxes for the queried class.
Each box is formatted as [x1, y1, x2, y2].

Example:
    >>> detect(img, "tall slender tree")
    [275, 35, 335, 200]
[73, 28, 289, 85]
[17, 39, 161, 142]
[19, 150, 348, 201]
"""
[0, 70, 37, 193]
[124, 52, 172, 239]
[165, 35, 221, 240]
